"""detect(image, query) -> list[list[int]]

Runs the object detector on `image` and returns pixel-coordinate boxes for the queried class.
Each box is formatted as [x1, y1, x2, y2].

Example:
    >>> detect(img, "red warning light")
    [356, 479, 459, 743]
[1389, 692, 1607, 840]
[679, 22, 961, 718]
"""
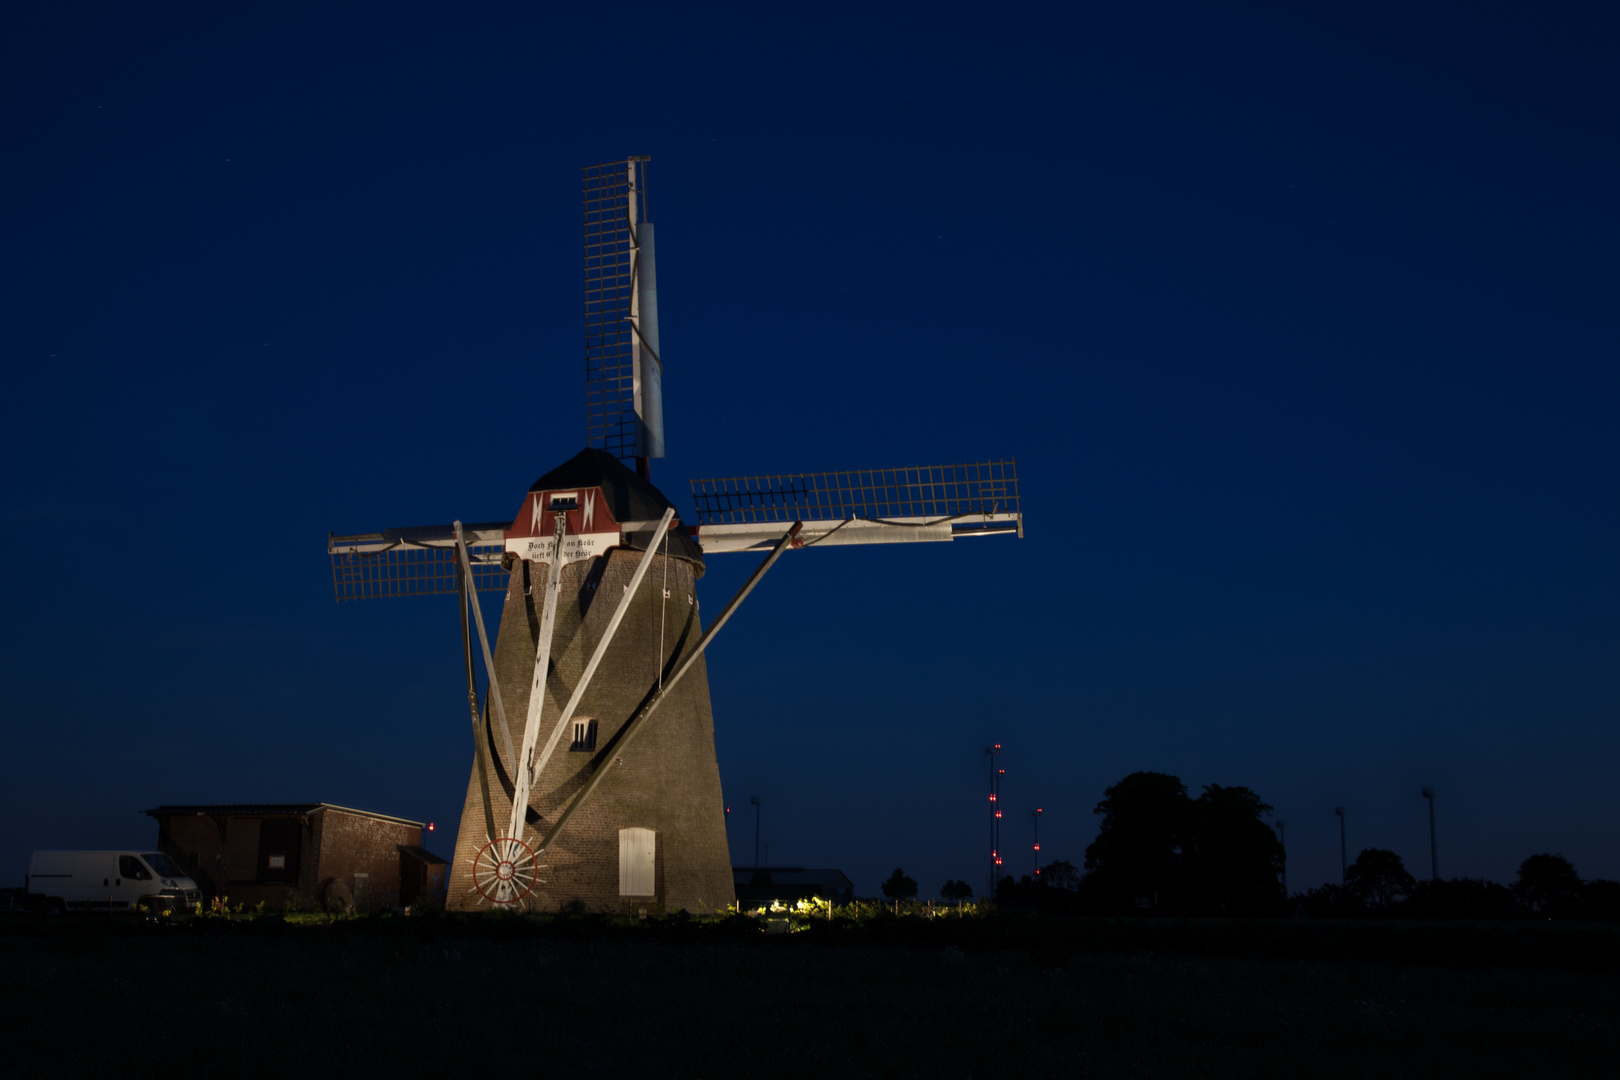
[427, 823, 435, 832]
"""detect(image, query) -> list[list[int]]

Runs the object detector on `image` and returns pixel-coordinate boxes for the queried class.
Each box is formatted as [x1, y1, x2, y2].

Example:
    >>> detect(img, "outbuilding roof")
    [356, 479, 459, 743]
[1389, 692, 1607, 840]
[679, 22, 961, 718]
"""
[397, 845, 449, 865]
[144, 803, 424, 828]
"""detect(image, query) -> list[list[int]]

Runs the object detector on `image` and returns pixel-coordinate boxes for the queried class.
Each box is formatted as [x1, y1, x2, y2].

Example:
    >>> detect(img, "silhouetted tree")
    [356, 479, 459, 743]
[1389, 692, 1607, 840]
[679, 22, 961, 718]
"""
[1344, 848, 1416, 910]
[1580, 879, 1620, 922]
[881, 867, 918, 900]
[1295, 882, 1361, 918]
[940, 879, 974, 902]
[1084, 771, 1191, 914]
[1084, 772, 1285, 916]
[996, 874, 1033, 904]
[1185, 784, 1285, 916]
[1404, 877, 1519, 919]
[1041, 859, 1080, 891]
[1515, 853, 1582, 918]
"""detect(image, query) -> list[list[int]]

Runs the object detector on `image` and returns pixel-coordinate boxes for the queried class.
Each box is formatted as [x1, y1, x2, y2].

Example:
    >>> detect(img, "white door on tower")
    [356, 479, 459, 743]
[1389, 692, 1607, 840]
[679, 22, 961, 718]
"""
[619, 828, 655, 897]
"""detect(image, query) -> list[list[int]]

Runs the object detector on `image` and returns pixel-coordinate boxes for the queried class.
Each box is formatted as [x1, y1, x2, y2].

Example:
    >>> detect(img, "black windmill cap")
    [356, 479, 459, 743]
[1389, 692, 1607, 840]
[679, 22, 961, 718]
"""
[529, 448, 705, 575]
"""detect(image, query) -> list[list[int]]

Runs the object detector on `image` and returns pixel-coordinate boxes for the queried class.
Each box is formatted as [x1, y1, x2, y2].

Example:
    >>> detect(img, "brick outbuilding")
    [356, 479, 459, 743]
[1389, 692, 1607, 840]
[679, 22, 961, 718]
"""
[145, 803, 447, 911]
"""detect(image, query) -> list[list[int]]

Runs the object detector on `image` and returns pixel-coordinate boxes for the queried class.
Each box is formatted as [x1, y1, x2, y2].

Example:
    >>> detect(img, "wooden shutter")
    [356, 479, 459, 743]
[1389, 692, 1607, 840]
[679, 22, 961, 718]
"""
[618, 828, 656, 897]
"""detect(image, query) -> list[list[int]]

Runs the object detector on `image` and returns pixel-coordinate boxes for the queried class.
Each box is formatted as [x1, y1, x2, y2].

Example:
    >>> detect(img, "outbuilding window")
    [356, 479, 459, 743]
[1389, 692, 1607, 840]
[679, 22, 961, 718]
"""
[569, 718, 598, 752]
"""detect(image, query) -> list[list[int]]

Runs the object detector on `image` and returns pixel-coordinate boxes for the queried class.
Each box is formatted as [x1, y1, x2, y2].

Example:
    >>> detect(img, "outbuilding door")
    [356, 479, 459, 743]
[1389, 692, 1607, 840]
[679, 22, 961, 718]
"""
[618, 828, 655, 897]
[257, 818, 301, 883]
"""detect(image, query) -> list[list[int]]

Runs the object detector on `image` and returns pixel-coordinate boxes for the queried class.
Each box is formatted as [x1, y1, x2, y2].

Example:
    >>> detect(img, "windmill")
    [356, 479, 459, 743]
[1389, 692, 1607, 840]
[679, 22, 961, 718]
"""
[327, 157, 1024, 913]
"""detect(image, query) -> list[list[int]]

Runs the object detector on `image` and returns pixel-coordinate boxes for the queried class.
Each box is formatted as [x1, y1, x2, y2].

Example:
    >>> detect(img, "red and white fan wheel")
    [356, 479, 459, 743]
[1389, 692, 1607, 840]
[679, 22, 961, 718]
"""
[472, 836, 539, 906]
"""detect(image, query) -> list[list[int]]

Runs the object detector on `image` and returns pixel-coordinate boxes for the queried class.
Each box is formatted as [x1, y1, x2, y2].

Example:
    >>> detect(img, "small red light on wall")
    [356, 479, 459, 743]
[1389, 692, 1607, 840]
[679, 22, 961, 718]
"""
[428, 823, 435, 832]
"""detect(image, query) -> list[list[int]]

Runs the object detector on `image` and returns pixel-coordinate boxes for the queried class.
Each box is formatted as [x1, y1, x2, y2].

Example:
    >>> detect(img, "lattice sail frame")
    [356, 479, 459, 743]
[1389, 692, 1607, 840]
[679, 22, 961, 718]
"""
[583, 158, 647, 464]
[688, 461, 1022, 554]
[691, 461, 1020, 525]
[328, 524, 508, 601]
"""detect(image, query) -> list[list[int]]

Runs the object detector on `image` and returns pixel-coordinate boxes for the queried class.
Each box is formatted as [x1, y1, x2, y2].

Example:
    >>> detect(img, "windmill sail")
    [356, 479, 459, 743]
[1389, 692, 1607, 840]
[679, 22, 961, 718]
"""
[584, 157, 661, 468]
[328, 523, 510, 600]
[689, 460, 1022, 553]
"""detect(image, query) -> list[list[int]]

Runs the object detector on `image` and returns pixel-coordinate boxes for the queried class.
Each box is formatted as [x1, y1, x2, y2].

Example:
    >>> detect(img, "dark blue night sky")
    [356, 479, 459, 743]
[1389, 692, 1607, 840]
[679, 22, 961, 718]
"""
[3, 2, 1617, 898]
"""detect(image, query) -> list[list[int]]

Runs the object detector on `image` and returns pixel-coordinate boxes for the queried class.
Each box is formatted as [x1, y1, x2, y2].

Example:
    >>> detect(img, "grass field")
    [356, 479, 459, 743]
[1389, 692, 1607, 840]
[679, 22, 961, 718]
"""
[2, 912, 1616, 1078]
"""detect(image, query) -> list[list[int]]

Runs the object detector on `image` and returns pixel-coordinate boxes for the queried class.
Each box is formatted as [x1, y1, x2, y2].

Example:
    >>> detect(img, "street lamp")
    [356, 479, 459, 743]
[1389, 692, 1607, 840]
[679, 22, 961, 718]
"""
[1334, 807, 1347, 885]
[1421, 787, 1438, 881]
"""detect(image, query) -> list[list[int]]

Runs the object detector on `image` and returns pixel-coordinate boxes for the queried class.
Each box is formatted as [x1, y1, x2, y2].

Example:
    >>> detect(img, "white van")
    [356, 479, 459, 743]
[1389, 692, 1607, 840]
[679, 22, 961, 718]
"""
[27, 851, 202, 914]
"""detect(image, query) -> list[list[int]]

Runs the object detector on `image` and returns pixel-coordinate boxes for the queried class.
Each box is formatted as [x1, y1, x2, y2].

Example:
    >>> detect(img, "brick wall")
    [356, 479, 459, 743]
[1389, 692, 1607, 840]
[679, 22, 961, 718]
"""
[447, 544, 736, 914]
[316, 809, 421, 910]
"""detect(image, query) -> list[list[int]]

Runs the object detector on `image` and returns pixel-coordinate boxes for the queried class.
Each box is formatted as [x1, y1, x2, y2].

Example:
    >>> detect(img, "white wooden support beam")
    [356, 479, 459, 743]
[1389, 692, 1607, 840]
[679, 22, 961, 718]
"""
[523, 508, 675, 805]
[534, 521, 803, 856]
[506, 512, 569, 842]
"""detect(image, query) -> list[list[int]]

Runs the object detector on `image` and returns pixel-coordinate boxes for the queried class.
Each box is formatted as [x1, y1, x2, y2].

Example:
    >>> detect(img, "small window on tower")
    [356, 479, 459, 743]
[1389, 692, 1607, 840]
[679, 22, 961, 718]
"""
[569, 718, 598, 752]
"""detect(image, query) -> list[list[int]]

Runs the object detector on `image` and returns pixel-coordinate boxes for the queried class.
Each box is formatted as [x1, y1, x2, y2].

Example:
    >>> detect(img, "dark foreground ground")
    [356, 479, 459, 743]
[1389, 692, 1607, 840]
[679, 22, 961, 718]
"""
[1, 913, 1616, 1078]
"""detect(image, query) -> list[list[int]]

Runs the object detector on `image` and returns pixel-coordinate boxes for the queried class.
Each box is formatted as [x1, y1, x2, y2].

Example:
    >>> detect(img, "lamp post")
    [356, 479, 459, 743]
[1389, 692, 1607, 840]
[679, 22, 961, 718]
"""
[750, 796, 762, 867]
[1421, 787, 1438, 881]
[1334, 807, 1347, 885]
[1032, 808, 1043, 877]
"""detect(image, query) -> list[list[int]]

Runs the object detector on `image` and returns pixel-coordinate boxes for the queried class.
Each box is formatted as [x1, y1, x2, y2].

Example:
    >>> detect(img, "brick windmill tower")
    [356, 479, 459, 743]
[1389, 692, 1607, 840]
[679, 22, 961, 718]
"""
[328, 157, 1024, 913]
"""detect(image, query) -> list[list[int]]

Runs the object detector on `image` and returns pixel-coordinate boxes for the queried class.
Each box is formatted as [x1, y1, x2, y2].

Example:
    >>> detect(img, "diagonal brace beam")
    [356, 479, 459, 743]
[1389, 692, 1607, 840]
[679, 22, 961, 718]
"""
[454, 520, 515, 767]
[457, 556, 497, 843]
[534, 521, 802, 856]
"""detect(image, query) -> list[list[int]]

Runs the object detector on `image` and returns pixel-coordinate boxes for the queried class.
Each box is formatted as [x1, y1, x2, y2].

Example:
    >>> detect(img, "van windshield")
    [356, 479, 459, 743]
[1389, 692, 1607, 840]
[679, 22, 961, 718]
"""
[141, 853, 181, 878]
